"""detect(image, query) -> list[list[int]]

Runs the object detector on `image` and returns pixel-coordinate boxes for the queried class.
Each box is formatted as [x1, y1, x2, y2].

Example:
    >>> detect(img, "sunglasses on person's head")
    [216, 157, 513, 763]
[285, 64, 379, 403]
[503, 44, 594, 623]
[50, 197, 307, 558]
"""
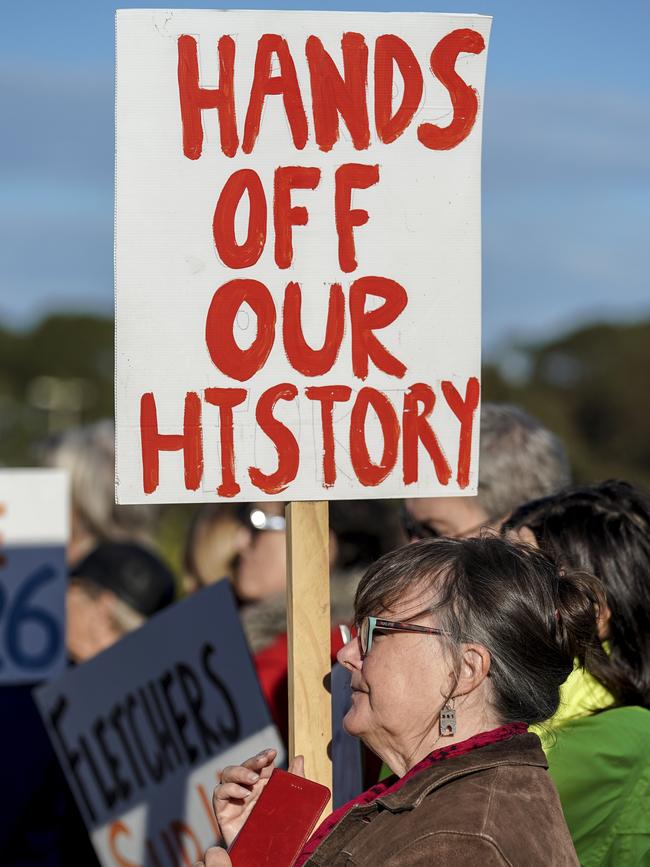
[238, 506, 286, 533]
[355, 615, 451, 656]
[400, 507, 441, 541]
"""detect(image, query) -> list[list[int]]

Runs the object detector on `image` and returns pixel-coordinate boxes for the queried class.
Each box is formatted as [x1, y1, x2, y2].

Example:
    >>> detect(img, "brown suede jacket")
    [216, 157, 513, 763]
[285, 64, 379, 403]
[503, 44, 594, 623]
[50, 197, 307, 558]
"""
[305, 733, 579, 866]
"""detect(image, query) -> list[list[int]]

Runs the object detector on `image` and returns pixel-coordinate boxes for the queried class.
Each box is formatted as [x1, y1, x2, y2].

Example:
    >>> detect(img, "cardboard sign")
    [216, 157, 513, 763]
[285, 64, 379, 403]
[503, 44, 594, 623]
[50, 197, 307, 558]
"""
[115, 9, 491, 504]
[0, 469, 67, 683]
[34, 580, 284, 867]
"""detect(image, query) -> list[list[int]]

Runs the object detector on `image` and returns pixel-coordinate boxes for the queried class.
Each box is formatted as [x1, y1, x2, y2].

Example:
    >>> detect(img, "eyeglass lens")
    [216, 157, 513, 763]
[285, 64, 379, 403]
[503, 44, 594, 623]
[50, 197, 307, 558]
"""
[401, 509, 439, 541]
[359, 617, 369, 655]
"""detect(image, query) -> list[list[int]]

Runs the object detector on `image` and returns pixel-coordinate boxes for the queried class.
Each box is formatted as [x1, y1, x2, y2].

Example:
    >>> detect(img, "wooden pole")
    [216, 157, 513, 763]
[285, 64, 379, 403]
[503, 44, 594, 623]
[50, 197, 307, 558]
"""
[286, 501, 333, 811]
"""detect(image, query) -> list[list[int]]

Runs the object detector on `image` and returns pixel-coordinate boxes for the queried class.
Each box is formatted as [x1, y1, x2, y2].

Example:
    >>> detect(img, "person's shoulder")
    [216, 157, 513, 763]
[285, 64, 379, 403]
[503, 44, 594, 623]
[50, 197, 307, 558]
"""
[383, 830, 511, 866]
[581, 705, 650, 722]
[547, 707, 650, 856]
[410, 762, 577, 866]
[547, 705, 650, 789]
[593, 705, 650, 725]
[557, 705, 650, 746]
[413, 757, 559, 825]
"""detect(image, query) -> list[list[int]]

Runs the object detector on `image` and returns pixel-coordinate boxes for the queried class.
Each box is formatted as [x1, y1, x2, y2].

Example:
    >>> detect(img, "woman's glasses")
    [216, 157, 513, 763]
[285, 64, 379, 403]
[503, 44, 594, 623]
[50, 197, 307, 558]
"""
[400, 507, 440, 541]
[357, 615, 450, 656]
[400, 506, 499, 541]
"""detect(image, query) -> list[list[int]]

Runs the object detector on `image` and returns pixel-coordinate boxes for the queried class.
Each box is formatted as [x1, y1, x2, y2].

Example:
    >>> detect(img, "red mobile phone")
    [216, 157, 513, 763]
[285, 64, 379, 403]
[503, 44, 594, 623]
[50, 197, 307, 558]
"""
[228, 769, 330, 867]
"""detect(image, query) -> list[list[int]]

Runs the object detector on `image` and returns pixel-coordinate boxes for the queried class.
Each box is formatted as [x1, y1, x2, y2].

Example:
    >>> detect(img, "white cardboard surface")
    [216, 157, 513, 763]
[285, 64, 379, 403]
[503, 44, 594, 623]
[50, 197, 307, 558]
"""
[115, 10, 491, 503]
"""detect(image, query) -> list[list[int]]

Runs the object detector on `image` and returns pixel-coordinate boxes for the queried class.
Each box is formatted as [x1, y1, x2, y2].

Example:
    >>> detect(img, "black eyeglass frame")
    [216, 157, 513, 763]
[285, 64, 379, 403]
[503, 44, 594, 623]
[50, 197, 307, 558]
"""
[400, 506, 441, 541]
[400, 505, 501, 541]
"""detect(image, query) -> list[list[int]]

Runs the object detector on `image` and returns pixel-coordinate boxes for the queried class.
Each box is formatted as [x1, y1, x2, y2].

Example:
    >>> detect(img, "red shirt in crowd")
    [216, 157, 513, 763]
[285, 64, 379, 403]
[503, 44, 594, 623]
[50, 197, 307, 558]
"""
[254, 628, 346, 741]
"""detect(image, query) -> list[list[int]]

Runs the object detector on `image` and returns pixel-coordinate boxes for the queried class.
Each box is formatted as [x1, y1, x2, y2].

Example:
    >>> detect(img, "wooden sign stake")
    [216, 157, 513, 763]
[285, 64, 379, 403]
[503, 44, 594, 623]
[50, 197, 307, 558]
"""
[286, 501, 333, 811]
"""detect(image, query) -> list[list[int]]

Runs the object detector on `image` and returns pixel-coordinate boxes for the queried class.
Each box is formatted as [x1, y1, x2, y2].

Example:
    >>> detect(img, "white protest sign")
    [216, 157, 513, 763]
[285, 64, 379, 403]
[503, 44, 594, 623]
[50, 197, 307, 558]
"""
[0, 469, 67, 683]
[115, 9, 491, 504]
[34, 579, 284, 867]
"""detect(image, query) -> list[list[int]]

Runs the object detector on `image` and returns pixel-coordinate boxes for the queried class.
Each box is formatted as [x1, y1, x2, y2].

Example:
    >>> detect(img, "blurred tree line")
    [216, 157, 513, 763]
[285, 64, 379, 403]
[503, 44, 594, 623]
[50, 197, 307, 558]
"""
[1, 314, 648, 490]
[483, 321, 650, 487]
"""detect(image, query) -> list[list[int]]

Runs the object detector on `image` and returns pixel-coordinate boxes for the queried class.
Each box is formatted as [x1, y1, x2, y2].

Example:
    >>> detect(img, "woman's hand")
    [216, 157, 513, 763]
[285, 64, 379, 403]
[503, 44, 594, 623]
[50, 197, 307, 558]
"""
[212, 748, 305, 849]
[194, 848, 232, 867]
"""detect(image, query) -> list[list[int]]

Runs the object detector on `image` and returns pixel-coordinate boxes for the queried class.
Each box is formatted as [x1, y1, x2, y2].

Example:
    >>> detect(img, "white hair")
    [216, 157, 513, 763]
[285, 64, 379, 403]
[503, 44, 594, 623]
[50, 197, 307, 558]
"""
[40, 420, 159, 545]
[478, 404, 571, 520]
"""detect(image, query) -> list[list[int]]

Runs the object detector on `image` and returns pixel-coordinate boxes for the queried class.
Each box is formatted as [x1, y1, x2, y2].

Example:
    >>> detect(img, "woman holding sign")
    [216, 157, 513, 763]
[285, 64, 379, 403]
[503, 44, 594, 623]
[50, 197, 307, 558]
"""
[196, 536, 593, 865]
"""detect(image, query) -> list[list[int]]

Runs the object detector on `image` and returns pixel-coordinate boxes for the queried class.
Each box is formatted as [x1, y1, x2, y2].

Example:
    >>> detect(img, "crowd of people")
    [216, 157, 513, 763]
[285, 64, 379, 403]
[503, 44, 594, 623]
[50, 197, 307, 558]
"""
[3, 403, 650, 865]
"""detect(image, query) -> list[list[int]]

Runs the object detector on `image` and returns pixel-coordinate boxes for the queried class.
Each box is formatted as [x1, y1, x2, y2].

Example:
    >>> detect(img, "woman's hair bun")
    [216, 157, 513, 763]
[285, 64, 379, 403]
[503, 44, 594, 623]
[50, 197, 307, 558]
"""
[555, 567, 605, 665]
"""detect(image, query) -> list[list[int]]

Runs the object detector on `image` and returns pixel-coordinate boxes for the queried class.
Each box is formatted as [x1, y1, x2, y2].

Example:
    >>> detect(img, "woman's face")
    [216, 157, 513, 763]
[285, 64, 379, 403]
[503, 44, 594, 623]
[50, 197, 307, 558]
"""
[337, 585, 455, 761]
[233, 529, 287, 602]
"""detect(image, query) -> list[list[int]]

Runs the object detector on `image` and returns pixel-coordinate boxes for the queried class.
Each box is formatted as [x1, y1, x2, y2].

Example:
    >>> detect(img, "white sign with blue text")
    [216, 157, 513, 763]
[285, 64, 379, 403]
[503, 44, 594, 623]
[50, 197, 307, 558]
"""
[0, 469, 68, 684]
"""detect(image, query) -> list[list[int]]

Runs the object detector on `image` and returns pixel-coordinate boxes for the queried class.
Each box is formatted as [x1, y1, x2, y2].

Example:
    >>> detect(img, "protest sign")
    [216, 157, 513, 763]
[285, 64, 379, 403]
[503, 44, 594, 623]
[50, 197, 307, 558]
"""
[0, 469, 67, 683]
[34, 579, 284, 867]
[115, 9, 491, 505]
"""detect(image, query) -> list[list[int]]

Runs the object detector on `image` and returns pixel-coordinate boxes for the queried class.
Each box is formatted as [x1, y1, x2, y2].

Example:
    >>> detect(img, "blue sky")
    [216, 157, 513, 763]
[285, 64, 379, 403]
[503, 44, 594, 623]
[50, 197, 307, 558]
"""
[1, 0, 648, 351]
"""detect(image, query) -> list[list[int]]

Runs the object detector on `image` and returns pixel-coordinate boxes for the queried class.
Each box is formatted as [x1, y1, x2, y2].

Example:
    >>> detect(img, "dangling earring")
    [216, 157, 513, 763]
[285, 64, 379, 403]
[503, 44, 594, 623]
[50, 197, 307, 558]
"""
[440, 697, 456, 737]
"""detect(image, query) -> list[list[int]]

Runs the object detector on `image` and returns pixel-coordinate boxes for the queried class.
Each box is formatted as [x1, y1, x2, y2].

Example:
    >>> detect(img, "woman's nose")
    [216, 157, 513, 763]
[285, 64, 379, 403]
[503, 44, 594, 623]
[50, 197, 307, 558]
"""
[337, 633, 362, 671]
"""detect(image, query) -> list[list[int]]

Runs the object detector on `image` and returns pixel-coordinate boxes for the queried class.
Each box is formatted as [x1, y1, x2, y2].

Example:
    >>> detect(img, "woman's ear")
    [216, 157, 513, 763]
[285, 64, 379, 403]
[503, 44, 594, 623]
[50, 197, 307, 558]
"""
[455, 644, 491, 696]
[596, 600, 612, 641]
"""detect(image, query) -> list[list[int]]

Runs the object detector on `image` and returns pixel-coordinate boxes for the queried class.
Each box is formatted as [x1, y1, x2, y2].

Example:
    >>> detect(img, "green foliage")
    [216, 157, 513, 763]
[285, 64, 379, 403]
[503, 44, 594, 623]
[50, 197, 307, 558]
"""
[483, 321, 650, 488]
[0, 314, 114, 465]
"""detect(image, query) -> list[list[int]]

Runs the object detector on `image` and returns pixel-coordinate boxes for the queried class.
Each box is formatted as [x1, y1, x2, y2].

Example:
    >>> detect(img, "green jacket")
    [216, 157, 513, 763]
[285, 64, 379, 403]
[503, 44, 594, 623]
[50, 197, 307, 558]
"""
[545, 706, 650, 866]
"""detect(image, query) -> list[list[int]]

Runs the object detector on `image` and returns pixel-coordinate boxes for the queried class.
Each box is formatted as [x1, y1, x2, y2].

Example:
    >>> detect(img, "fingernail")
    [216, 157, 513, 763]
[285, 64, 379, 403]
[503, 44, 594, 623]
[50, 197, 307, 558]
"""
[248, 772, 259, 782]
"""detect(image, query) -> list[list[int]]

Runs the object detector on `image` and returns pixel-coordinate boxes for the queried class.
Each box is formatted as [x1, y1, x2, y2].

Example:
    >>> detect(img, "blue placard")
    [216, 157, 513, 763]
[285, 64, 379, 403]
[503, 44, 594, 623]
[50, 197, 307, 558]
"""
[0, 546, 66, 684]
[34, 579, 284, 867]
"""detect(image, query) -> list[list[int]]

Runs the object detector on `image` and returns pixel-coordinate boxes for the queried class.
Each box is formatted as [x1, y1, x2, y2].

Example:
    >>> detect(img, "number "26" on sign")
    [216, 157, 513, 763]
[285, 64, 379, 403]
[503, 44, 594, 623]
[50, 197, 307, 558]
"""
[0, 505, 64, 672]
[0, 566, 63, 671]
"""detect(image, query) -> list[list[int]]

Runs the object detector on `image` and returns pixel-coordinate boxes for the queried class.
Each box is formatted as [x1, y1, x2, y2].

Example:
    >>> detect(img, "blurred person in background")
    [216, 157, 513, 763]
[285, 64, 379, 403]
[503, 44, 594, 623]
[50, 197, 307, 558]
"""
[233, 502, 288, 608]
[230, 500, 402, 740]
[182, 501, 288, 610]
[39, 420, 160, 566]
[182, 503, 249, 595]
[403, 403, 571, 541]
[504, 480, 650, 865]
[67, 541, 176, 662]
